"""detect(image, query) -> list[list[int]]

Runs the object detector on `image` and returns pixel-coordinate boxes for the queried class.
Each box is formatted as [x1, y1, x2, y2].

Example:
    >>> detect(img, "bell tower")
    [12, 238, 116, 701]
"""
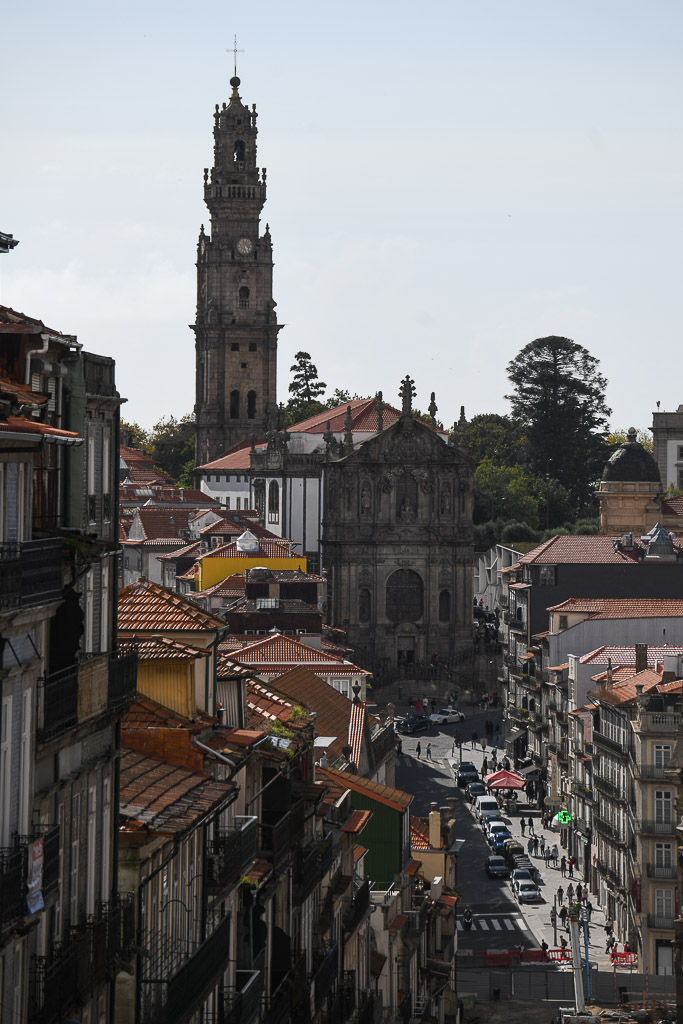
[193, 74, 281, 464]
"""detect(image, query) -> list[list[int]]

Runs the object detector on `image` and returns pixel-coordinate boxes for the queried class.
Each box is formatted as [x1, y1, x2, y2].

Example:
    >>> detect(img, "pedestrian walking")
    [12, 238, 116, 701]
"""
[527, 838, 534, 856]
[566, 883, 574, 904]
[552, 844, 559, 867]
[586, 900, 593, 921]
[540, 836, 546, 855]
[481, 738, 487, 752]
[604, 919, 613, 938]
[471, 730, 478, 748]
[560, 856, 566, 877]
[491, 747, 497, 762]
[557, 885, 564, 904]
[541, 939, 549, 960]
[528, 815, 534, 834]
[416, 742, 422, 759]
[560, 936, 568, 951]
[568, 856, 574, 878]
[533, 837, 539, 857]
[503, 757, 511, 771]
[482, 756, 489, 773]
[559, 906, 568, 928]
[397, 737, 403, 755]
[605, 934, 615, 955]
[426, 743, 432, 760]
[575, 882, 582, 903]
[544, 847, 551, 867]
[521, 818, 526, 837]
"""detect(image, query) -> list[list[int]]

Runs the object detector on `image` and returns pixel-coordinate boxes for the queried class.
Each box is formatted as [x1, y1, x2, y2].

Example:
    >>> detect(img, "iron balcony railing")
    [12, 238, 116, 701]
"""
[636, 818, 676, 835]
[592, 730, 626, 756]
[647, 913, 675, 930]
[259, 800, 305, 867]
[594, 775, 623, 800]
[29, 941, 79, 1024]
[311, 941, 339, 1011]
[596, 859, 622, 887]
[0, 846, 26, 929]
[223, 968, 264, 1024]
[633, 762, 671, 780]
[38, 664, 78, 742]
[397, 990, 412, 1024]
[372, 721, 396, 765]
[108, 650, 138, 709]
[647, 863, 677, 879]
[0, 537, 63, 611]
[593, 816, 625, 844]
[343, 879, 371, 933]
[206, 815, 258, 891]
[292, 834, 333, 905]
[404, 896, 430, 939]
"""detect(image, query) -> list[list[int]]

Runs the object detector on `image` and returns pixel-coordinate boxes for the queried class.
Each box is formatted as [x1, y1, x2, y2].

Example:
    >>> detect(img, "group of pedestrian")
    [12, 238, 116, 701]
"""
[415, 741, 432, 760]
[520, 816, 535, 837]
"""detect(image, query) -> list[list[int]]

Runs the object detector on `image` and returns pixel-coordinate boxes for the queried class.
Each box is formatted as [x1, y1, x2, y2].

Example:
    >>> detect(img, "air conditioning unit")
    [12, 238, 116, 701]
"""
[431, 876, 443, 901]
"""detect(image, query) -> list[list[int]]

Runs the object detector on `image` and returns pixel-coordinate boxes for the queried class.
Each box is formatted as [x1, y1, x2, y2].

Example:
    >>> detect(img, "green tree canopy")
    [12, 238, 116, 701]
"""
[607, 427, 653, 453]
[506, 336, 611, 508]
[148, 414, 196, 486]
[286, 351, 328, 425]
[464, 413, 526, 468]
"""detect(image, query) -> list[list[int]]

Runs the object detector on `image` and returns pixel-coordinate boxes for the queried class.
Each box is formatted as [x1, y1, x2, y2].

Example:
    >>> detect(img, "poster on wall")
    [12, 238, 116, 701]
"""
[26, 838, 44, 915]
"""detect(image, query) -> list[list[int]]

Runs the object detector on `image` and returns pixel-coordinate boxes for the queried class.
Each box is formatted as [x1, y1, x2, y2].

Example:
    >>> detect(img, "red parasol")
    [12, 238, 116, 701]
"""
[484, 769, 526, 790]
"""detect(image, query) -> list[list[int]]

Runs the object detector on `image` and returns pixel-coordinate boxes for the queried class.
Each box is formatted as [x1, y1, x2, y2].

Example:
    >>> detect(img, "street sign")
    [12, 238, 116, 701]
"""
[544, 796, 561, 808]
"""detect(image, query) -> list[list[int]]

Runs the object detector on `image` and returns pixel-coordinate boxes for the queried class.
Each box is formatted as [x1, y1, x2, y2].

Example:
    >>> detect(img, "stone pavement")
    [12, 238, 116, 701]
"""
[447, 742, 618, 968]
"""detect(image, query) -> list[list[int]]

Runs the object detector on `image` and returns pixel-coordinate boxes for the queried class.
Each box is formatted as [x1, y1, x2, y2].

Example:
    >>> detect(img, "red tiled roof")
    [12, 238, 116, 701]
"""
[288, 398, 400, 435]
[389, 913, 408, 932]
[0, 377, 47, 408]
[0, 304, 66, 336]
[661, 495, 683, 516]
[128, 507, 193, 541]
[119, 748, 233, 834]
[348, 700, 366, 769]
[246, 679, 305, 727]
[157, 540, 203, 561]
[592, 669, 664, 705]
[521, 533, 683, 565]
[219, 633, 366, 670]
[411, 818, 430, 851]
[580, 644, 683, 665]
[404, 859, 422, 876]
[353, 844, 368, 862]
[316, 765, 412, 812]
[118, 635, 211, 660]
[342, 809, 372, 834]
[549, 598, 683, 619]
[0, 415, 80, 440]
[199, 538, 300, 559]
[118, 579, 226, 633]
[200, 516, 276, 539]
[197, 443, 255, 472]
[122, 694, 215, 730]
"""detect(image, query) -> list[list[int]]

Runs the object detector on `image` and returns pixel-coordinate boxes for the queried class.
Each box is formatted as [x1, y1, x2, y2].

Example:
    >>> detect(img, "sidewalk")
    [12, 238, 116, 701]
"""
[448, 743, 615, 968]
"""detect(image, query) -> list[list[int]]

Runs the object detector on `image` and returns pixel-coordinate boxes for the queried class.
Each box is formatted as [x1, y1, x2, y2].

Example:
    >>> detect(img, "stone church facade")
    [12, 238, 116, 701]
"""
[323, 380, 474, 669]
[193, 74, 281, 465]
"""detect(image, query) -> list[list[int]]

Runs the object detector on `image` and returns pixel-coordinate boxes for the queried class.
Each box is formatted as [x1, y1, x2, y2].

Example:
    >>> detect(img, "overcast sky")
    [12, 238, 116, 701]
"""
[2, 1, 681, 435]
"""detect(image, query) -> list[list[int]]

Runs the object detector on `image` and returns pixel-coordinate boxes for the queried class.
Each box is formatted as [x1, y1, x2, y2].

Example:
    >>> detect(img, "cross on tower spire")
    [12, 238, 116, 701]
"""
[227, 34, 245, 78]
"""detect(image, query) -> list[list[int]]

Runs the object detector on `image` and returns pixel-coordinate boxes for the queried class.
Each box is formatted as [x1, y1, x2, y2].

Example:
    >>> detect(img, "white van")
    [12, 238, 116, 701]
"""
[475, 796, 499, 822]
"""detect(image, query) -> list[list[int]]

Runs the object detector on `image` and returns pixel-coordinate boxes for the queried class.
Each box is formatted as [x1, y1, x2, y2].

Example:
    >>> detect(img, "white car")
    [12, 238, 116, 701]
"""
[515, 880, 542, 904]
[429, 707, 465, 725]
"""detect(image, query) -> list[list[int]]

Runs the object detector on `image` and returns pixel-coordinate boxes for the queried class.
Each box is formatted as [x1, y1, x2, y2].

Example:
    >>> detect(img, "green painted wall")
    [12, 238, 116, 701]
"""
[347, 792, 403, 889]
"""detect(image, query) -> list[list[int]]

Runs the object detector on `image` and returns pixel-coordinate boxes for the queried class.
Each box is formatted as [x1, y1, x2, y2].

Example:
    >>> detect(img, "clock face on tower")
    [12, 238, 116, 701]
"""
[236, 237, 253, 256]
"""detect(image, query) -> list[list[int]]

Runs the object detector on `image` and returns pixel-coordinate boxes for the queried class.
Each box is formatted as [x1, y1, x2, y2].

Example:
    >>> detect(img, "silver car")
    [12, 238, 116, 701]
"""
[515, 880, 542, 904]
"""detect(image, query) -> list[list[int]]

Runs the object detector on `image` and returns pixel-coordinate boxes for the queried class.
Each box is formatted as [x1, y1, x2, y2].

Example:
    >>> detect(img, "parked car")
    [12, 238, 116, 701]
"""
[475, 796, 500, 821]
[485, 855, 509, 879]
[455, 763, 479, 788]
[490, 831, 513, 853]
[504, 841, 525, 867]
[397, 713, 430, 735]
[466, 781, 487, 803]
[515, 880, 542, 904]
[486, 822, 510, 845]
[511, 868, 532, 887]
[429, 707, 465, 725]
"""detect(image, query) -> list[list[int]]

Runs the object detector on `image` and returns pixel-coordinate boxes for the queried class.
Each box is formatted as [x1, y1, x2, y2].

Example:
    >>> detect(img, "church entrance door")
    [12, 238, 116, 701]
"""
[397, 639, 415, 670]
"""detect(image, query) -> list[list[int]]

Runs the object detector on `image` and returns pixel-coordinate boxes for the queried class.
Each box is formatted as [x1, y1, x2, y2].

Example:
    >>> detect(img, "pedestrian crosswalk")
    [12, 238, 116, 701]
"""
[457, 915, 526, 932]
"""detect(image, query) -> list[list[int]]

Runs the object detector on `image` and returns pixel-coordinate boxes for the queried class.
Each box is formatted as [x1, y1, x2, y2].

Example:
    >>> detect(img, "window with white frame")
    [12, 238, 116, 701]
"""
[70, 792, 80, 925]
[101, 778, 111, 899]
[655, 842, 673, 868]
[100, 562, 110, 653]
[654, 744, 671, 770]
[655, 888, 674, 920]
[84, 569, 95, 653]
[655, 790, 673, 824]
[18, 690, 31, 835]
[86, 783, 97, 915]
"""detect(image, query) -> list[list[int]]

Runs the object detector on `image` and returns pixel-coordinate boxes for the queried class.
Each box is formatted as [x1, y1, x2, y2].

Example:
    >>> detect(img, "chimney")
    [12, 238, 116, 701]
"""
[606, 658, 613, 687]
[635, 644, 648, 673]
[429, 802, 441, 849]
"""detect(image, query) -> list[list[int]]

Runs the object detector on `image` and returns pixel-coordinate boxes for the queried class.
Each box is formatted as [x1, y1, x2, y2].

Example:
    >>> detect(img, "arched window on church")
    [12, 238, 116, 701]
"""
[247, 390, 257, 419]
[396, 474, 417, 517]
[268, 481, 279, 524]
[359, 588, 371, 623]
[439, 590, 451, 623]
[230, 390, 240, 419]
[386, 569, 423, 623]
[239, 286, 250, 309]
[253, 479, 265, 521]
[233, 140, 245, 164]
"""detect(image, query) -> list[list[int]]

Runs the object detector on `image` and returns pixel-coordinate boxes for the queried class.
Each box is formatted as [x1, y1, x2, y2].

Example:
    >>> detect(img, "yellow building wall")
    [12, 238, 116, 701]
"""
[136, 660, 196, 719]
[197, 555, 307, 590]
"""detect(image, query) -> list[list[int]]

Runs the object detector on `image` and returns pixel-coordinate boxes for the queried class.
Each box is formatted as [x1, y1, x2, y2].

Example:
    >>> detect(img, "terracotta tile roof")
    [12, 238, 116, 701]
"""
[157, 540, 203, 561]
[216, 654, 258, 680]
[120, 444, 155, 464]
[659, 679, 683, 693]
[196, 442, 255, 471]
[411, 818, 430, 851]
[122, 694, 215, 730]
[118, 635, 211, 660]
[0, 304, 66, 335]
[199, 538, 300, 559]
[590, 665, 644, 683]
[549, 598, 683, 619]
[316, 765, 412, 812]
[349, 701, 366, 769]
[389, 913, 407, 931]
[520, 534, 683, 565]
[200, 517, 277, 539]
[119, 748, 233, 834]
[404, 859, 422, 876]
[0, 377, 47, 408]
[219, 635, 369, 682]
[245, 679, 306, 727]
[580, 644, 683, 665]
[342, 809, 372, 834]
[118, 579, 227, 633]
[121, 463, 171, 485]
[353, 844, 368, 862]
[128, 507, 193, 541]
[0, 415, 80, 440]
[246, 568, 324, 584]
[288, 398, 401, 435]
[661, 495, 683, 516]
[592, 669, 664, 705]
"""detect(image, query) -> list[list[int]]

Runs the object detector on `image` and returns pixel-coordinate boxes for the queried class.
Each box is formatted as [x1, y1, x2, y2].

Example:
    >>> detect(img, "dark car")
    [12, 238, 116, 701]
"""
[455, 763, 479, 788]
[397, 713, 430, 735]
[491, 831, 513, 853]
[466, 781, 486, 803]
[485, 855, 509, 879]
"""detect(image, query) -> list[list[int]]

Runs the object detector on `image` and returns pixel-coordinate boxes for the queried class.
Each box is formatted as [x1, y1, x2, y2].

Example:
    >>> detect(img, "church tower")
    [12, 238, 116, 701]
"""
[193, 74, 281, 464]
